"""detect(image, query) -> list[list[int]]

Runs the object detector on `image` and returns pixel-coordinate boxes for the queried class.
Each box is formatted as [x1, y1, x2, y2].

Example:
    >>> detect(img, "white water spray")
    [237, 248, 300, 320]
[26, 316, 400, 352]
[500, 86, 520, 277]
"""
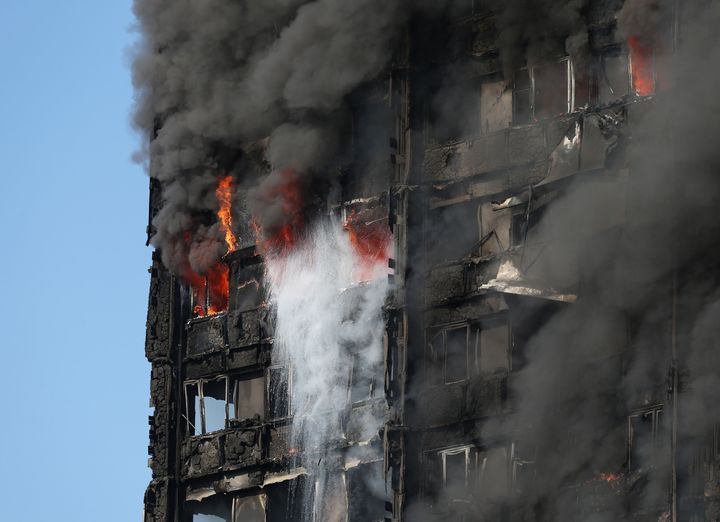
[264, 217, 389, 520]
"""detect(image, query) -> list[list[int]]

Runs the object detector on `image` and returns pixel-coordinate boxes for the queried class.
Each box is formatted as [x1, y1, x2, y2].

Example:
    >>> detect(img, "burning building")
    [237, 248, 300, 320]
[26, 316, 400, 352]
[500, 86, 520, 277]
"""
[136, 1, 720, 520]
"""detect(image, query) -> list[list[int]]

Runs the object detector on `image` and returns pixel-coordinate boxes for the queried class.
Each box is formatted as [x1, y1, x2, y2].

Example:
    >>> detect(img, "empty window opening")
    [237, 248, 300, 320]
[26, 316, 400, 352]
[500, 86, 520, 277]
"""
[435, 445, 511, 503]
[349, 351, 379, 404]
[512, 69, 532, 125]
[347, 462, 386, 522]
[444, 325, 470, 384]
[598, 53, 630, 105]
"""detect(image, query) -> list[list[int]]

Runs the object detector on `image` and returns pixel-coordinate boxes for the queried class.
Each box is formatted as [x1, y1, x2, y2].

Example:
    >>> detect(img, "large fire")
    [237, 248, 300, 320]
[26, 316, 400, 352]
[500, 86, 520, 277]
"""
[216, 175, 238, 253]
[628, 36, 654, 96]
[344, 209, 393, 282]
[187, 262, 229, 317]
[252, 169, 305, 256]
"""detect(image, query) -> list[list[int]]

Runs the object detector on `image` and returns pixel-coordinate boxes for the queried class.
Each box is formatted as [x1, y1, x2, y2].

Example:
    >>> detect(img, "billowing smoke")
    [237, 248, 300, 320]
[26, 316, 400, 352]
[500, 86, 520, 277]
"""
[264, 218, 389, 521]
[131, 0, 407, 275]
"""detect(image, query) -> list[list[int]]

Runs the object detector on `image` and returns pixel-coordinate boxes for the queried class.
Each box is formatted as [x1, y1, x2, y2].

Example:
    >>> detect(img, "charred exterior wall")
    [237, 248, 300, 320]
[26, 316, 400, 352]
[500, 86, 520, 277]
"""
[142, 1, 720, 521]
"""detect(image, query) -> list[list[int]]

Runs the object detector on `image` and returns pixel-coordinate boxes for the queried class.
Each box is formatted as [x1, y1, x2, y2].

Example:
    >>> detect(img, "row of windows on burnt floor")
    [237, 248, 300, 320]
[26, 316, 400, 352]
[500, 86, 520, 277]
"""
[425, 190, 550, 267]
[428, 48, 655, 143]
[187, 463, 386, 522]
[183, 356, 380, 436]
[425, 406, 668, 505]
[183, 319, 511, 437]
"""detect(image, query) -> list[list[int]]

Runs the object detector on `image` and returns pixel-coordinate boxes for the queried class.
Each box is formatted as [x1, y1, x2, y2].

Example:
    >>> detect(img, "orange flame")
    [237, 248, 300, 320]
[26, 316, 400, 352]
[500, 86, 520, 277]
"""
[628, 36, 654, 96]
[216, 175, 238, 253]
[344, 210, 393, 283]
[186, 262, 229, 317]
[252, 169, 304, 256]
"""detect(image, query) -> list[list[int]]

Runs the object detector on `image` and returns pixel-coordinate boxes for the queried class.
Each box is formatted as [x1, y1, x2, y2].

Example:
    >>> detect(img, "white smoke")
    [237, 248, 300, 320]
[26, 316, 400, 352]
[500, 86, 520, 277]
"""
[264, 217, 389, 520]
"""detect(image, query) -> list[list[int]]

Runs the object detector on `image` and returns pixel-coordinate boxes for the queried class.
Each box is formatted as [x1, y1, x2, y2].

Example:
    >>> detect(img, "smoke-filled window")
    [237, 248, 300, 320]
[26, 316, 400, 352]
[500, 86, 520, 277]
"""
[512, 59, 572, 125]
[511, 441, 536, 495]
[480, 80, 512, 134]
[425, 199, 481, 266]
[474, 322, 510, 375]
[628, 405, 664, 471]
[512, 69, 532, 125]
[432, 445, 511, 503]
[349, 351, 379, 404]
[347, 462, 386, 522]
[598, 52, 631, 105]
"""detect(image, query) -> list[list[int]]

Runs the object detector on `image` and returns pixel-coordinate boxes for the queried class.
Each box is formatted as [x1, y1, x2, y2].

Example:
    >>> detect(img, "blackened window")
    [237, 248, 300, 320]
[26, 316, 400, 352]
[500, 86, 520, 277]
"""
[598, 53, 630, 104]
[445, 326, 469, 383]
[628, 406, 664, 471]
[230, 375, 265, 422]
[512, 69, 532, 125]
[533, 60, 570, 119]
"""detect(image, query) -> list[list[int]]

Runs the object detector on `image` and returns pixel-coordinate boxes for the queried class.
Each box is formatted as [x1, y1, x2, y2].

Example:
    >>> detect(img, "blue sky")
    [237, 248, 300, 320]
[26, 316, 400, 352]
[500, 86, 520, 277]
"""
[0, 2, 151, 520]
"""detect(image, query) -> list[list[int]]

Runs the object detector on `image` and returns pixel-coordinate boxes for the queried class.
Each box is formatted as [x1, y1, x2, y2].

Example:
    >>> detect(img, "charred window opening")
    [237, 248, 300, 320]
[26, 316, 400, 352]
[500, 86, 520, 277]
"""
[510, 203, 547, 247]
[184, 378, 228, 436]
[431, 445, 511, 503]
[628, 405, 664, 471]
[512, 69, 532, 125]
[427, 324, 470, 385]
[267, 365, 291, 420]
[184, 375, 265, 436]
[512, 58, 571, 125]
[267, 475, 311, 522]
[313, 472, 348, 522]
[230, 374, 265, 422]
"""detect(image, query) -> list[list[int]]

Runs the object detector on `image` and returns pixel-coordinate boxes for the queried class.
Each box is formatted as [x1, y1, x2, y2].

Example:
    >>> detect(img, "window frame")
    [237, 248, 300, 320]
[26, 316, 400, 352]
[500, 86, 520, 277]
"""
[627, 404, 664, 471]
[511, 57, 573, 126]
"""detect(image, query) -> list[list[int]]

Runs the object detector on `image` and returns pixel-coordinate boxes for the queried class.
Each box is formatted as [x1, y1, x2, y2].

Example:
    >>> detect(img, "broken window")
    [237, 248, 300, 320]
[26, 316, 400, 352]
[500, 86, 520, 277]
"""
[267, 475, 311, 522]
[427, 325, 470, 385]
[479, 202, 511, 257]
[628, 405, 664, 471]
[436, 445, 510, 502]
[474, 322, 510, 375]
[480, 80, 512, 134]
[267, 366, 291, 419]
[313, 473, 348, 522]
[184, 376, 253, 436]
[230, 374, 265, 422]
[188, 494, 232, 522]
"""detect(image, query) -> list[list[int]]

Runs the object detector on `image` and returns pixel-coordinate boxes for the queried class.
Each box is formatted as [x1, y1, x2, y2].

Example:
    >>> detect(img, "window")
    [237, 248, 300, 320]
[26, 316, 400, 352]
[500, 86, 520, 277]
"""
[428, 321, 510, 384]
[512, 58, 571, 125]
[347, 462, 385, 522]
[435, 445, 510, 502]
[475, 323, 510, 375]
[480, 80, 512, 134]
[231, 495, 266, 522]
[188, 494, 266, 522]
[428, 325, 470, 384]
[628, 405, 664, 471]
[598, 53, 630, 105]
[511, 441, 536, 494]
[230, 375, 265, 421]
[184, 375, 265, 436]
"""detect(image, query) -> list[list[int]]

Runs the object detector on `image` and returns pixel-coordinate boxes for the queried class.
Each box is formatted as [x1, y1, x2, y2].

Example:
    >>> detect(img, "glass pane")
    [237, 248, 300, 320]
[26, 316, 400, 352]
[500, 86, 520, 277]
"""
[203, 379, 227, 433]
[480, 324, 509, 374]
[445, 327, 468, 383]
[534, 60, 569, 119]
[235, 376, 265, 421]
[233, 495, 265, 522]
